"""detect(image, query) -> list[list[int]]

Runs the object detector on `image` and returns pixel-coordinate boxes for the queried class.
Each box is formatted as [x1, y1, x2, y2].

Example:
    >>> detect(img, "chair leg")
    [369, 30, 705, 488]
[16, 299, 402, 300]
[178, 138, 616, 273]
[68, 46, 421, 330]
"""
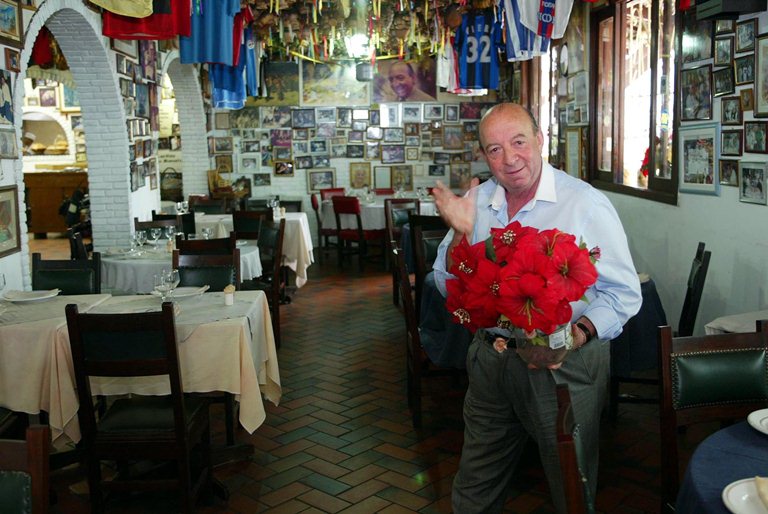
[272, 300, 281, 349]
[86, 455, 104, 514]
[224, 393, 236, 446]
[392, 267, 400, 306]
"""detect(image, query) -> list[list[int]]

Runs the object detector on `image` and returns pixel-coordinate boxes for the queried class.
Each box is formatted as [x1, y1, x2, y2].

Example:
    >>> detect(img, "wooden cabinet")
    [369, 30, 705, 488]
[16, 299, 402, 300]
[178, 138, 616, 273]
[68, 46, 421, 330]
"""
[24, 171, 88, 235]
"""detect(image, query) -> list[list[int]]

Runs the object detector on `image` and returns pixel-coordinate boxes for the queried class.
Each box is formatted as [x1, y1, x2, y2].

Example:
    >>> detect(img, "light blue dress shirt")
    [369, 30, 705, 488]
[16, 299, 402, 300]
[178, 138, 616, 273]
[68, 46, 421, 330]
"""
[432, 162, 642, 341]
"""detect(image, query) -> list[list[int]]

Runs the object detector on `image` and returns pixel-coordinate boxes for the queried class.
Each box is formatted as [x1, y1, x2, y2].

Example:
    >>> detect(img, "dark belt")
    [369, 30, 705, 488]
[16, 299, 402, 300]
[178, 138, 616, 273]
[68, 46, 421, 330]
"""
[480, 330, 516, 349]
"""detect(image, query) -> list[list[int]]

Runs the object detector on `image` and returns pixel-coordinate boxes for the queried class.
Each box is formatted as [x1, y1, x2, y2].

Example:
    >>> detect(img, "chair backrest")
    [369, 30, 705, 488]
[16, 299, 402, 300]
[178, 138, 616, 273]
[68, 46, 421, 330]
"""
[67, 229, 89, 260]
[320, 187, 345, 200]
[257, 219, 286, 299]
[152, 210, 195, 238]
[394, 247, 420, 358]
[677, 242, 712, 337]
[189, 197, 228, 214]
[0, 425, 50, 514]
[281, 199, 302, 212]
[310, 192, 322, 226]
[64, 303, 188, 449]
[233, 210, 269, 240]
[385, 198, 420, 249]
[331, 196, 364, 241]
[409, 214, 448, 321]
[374, 188, 395, 195]
[175, 233, 236, 255]
[133, 217, 180, 235]
[658, 321, 768, 511]
[32, 252, 101, 294]
[556, 384, 596, 514]
[172, 249, 241, 291]
[246, 197, 275, 210]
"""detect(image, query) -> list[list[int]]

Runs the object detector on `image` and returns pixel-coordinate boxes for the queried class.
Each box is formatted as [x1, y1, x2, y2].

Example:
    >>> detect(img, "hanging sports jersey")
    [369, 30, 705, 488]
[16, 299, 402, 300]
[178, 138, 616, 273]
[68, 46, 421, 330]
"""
[518, 0, 574, 39]
[503, 0, 550, 61]
[102, 0, 190, 40]
[453, 9, 503, 90]
[179, 0, 241, 66]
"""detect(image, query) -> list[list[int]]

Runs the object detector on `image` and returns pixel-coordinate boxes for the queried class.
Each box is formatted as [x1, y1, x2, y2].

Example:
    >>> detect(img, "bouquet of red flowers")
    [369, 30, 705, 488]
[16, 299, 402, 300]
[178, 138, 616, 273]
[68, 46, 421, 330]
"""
[445, 221, 600, 351]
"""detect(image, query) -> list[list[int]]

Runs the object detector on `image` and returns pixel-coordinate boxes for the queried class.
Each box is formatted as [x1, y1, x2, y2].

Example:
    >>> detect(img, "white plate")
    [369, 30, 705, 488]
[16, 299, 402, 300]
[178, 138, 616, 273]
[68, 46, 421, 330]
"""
[748, 409, 768, 435]
[150, 285, 209, 299]
[236, 240, 248, 247]
[723, 478, 768, 514]
[2, 289, 61, 303]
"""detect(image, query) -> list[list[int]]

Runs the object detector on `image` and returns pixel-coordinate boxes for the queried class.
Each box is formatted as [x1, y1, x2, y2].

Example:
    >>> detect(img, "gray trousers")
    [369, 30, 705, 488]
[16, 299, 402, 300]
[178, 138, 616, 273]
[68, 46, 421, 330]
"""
[452, 329, 609, 514]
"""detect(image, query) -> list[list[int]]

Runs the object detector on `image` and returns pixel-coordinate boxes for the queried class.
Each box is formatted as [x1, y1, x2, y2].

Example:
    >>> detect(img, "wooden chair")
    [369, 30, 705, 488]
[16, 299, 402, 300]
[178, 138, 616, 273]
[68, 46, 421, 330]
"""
[133, 217, 180, 236]
[67, 228, 90, 260]
[373, 188, 395, 195]
[658, 321, 768, 513]
[556, 384, 596, 514]
[280, 199, 302, 212]
[610, 242, 711, 415]
[331, 196, 386, 270]
[393, 247, 463, 428]
[64, 303, 212, 514]
[245, 197, 273, 210]
[173, 250, 241, 291]
[408, 213, 449, 321]
[244, 219, 286, 349]
[232, 210, 270, 240]
[319, 187, 345, 200]
[152, 210, 196, 238]
[189, 197, 228, 214]
[32, 252, 101, 294]
[310, 193, 337, 263]
[385, 198, 420, 306]
[0, 425, 50, 514]
[175, 233, 236, 255]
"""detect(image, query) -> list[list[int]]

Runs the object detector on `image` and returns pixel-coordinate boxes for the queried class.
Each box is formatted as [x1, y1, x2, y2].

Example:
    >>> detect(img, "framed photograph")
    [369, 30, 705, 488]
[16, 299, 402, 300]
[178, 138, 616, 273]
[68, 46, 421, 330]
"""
[214, 112, 230, 130]
[721, 96, 743, 125]
[0, 0, 22, 48]
[450, 163, 472, 189]
[293, 128, 308, 141]
[443, 125, 464, 149]
[274, 160, 294, 176]
[428, 164, 446, 176]
[405, 135, 420, 147]
[336, 108, 352, 128]
[215, 154, 233, 174]
[721, 129, 743, 156]
[291, 108, 316, 129]
[744, 121, 768, 153]
[424, 104, 444, 120]
[756, 35, 768, 117]
[369, 109, 380, 126]
[714, 37, 734, 67]
[240, 154, 260, 172]
[736, 18, 756, 53]
[302, 61, 369, 106]
[460, 103, 486, 120]
[719, 159, 739, 186]
[383, 127, 404, 143]
[402, 104, 422, 123]
[307, 168, 335, 193]
[241, 139, 260, 153]
[316, 123, 336, 138]
[366, 126, 383, 140]
[379, 103, 401, 128]
[352, 108, 369, 120]
[310, 139, 328, 154]
[351, 120, 367, 132]
[39, 86, 57, 108]
[734, 54, 755, 85]
[391, 165, 413, 191]
[253, 173, 271, 186]
[295, 155, 313, 168]
[373, 58, 437, 103]
[444, 104, 460, 122]
[212, 137, 233, 154]
[681, 11, 712, 65]
[3, 47, 18, 72]
[678, 122, 720, 195]
[739, 161, 767, 204]
[715, 20, 734, 35]
[381, 144, 405, 164]
[374, 166, 391, 189]
[364, 142, 380, 160]
[293, 141, 308, 155]
[331, 143, 347, 158]
[741, 88, 755, 111]
[316, 107, 335, 124]
[110, 38, 138, 59]
[0, 185, 19, 258]
[348, 130, 364, 143]
[58, 84, 80, 113]
[681, 65, 712, 120]
[312, 155, 330, 168]
[713, 67, 734, 96]
[406, 147, 419, 161]
[346, 144, 364, 158]
[349, 162, 371, 189]
[273, 146, 292, 161]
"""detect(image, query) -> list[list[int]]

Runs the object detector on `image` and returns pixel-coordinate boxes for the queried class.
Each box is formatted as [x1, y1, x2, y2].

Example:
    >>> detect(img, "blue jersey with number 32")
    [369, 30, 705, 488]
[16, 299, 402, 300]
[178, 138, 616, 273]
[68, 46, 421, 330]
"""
[454, 10, 503, 90]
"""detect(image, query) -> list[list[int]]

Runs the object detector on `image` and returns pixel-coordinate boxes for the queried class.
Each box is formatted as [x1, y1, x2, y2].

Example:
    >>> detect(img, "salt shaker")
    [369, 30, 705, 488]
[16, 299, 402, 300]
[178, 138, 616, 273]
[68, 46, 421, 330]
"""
[223, 284, 235, 306]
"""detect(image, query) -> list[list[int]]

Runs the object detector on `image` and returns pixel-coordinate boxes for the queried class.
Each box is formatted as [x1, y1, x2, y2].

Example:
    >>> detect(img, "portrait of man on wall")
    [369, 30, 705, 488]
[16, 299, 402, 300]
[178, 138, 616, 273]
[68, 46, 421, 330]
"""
[373, 57, 436, 103]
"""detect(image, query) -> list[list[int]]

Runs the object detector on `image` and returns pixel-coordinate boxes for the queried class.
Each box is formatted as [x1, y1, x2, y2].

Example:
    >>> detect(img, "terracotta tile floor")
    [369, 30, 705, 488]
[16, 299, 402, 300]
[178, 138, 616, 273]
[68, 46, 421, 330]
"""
[30, 237, 668, 513]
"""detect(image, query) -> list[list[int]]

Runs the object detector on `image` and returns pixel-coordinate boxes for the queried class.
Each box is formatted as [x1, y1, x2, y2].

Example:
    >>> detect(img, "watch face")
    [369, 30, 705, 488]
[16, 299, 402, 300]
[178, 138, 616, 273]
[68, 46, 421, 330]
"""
[559, 44, 569, 76]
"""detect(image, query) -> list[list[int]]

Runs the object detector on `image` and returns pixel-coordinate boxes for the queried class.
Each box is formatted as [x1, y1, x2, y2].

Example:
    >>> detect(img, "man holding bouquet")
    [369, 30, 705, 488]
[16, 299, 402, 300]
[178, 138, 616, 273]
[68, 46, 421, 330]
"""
[432, 103, 642, 513]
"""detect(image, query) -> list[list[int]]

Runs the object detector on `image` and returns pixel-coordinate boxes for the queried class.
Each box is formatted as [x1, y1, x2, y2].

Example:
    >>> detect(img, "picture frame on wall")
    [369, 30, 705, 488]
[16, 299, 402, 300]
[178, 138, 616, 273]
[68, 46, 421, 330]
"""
[307, 168, 335, 193]
[712, 67, 734, 97]
[391, 165, 413, 191]
[681, 65, 712, 121]
[721, 96, 742, 125]
[721, 129, 743, 156]
[736, 18, 756, 53]
[714, 37, 734, 67]
[274, 161, 294, 176]
[110, 38, 138, 59]
[739, 161, 767, 205]
[0, 184, 20, 258]
[39, 86, 57, 108]
[754, 34, 768, 117]
[0, 0, 22, 48]
[744, 121, 768, 153]
[734, 54, 755, 85]
[349, 162, 371, 189]
[678, 122, 720, 195]
[4, 47, 18, 72]
[715, 20, 734, 35]
[58, 84, 80, 113]
[681, 10, 712, 65]
[741, 88, 755, 111]
[374, 166, 391, 189]
[719, 159, 739, 186]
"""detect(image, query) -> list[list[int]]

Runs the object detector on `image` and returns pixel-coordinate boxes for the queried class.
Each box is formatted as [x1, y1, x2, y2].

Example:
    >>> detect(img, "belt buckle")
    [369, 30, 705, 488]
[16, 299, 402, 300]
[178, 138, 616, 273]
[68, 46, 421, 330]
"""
[485, 332, 510, 353]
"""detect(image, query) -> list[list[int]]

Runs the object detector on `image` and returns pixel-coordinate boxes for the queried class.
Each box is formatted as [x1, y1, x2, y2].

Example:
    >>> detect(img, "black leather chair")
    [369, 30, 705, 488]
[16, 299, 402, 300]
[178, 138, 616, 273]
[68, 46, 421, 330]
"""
[658, 321, 768, 514]
[556, 384, 596, 514]
[310, 193, 337, 263]
[190, 197, 228, 214]
[31, 252, 101, 294]
[175, 233, 236, 255]
[332, 196, 386, 270]
[172, 250, 241, 291]
[67, 228, 90, 260]
[232, 210, 269, 240]
[152, 210, 195, 238]
[0, 425, 50, 514]
[408, 213, 448, 322]
[65, 303, 212, 514]
[385, 198, 420, 306]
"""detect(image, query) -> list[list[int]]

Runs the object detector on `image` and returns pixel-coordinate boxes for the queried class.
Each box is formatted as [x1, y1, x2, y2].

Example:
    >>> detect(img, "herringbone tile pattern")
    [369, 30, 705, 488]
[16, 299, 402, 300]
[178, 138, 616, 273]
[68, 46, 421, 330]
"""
[33, 237, 666, 513]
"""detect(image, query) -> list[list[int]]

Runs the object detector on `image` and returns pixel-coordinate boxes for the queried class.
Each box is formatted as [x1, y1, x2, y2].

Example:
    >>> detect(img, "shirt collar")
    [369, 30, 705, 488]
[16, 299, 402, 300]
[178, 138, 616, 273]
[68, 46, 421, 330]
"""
[487, 162, 558, 213]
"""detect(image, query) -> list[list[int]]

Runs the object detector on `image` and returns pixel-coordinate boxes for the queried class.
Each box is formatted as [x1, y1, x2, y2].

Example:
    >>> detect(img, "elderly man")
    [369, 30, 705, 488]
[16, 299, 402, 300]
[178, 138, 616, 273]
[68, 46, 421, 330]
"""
[384, 61, 434, 102]
[432, 103, 642, 513]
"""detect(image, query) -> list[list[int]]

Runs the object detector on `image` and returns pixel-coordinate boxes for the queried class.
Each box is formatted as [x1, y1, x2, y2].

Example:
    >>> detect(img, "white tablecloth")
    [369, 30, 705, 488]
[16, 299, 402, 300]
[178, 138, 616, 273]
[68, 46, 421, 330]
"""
[320, 198, 437, 231]
[704, 310, 768, 334]
[0, 291, 280, 449]
[195, 212, 314, 288]
[101, 244, 262, 294]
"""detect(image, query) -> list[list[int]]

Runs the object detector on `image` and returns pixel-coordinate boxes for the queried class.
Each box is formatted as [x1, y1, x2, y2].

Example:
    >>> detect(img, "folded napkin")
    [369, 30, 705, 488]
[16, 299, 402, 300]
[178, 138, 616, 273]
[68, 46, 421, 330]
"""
[756, 476, 768, 509]
[2, 289, 61, 301]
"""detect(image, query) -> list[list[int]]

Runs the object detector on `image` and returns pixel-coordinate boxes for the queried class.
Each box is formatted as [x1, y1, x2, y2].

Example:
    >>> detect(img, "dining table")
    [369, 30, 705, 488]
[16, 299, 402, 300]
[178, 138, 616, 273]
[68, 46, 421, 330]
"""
[100, 243, 262, 295]
[319, 196, 438, 231]
[676, 420, 768, 514]
[705, 309, 768, 334]
[194, 212, 314, 288]
[0, 290, 281, 450]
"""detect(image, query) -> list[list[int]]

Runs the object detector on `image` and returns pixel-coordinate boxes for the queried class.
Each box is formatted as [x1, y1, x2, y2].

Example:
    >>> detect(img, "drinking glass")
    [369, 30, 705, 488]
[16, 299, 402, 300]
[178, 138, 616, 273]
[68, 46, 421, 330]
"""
[135, 230, 147, 248]
[166, 269, 180, 299]
[165, 226, 176, 241]
[153, 272, 171, 301]
[175, 202, 184, 214]
[201, 227, 213, 240]
[149, 227, 162, 246]
[181, 201, 189, 213]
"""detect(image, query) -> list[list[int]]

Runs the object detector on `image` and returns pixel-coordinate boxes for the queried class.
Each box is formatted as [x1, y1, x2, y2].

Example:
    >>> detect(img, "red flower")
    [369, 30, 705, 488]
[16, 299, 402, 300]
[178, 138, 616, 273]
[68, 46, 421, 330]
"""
[497, 272, 561, 333]
[548, 243, 598, 302]
[449, 236, 486, 280]
[489, 222, 537, 263]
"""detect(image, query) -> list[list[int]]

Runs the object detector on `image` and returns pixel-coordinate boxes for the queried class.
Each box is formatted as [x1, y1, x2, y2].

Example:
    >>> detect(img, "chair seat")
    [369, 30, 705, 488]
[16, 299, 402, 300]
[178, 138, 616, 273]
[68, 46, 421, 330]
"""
[320, 228, 338, 236]
[338, 228, 386, 241]
[99, 396, 208, 434]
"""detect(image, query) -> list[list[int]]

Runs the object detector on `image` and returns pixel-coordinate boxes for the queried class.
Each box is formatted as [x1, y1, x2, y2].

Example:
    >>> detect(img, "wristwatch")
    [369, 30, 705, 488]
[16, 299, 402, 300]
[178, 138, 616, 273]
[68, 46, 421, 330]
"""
[575, 322, 594, 344]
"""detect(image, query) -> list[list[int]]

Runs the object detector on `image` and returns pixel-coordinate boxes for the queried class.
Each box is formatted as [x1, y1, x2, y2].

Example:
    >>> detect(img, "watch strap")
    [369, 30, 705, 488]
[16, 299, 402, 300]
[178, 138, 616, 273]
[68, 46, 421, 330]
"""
[576, 322, 593, 343]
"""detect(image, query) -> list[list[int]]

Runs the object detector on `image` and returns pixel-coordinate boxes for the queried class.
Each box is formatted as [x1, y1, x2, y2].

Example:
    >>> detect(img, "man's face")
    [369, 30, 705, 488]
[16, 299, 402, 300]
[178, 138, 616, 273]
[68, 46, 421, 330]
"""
[479, 105, 545, 197]
[388, 63, 415, 99]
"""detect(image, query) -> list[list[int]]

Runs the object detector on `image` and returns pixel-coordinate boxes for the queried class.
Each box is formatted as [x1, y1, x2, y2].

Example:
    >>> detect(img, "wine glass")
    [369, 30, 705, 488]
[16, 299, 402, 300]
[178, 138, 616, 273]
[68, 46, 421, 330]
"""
[201, 227, 213, 240]
[166, 269, 180, 299]
[135, 230, 147, 251]
[175, 202, 184, 214]
[153, 272, 171, 301]
[165, 226, 176, 242]
[181, 201, 189, 214]
[149, 227, 162, 246]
